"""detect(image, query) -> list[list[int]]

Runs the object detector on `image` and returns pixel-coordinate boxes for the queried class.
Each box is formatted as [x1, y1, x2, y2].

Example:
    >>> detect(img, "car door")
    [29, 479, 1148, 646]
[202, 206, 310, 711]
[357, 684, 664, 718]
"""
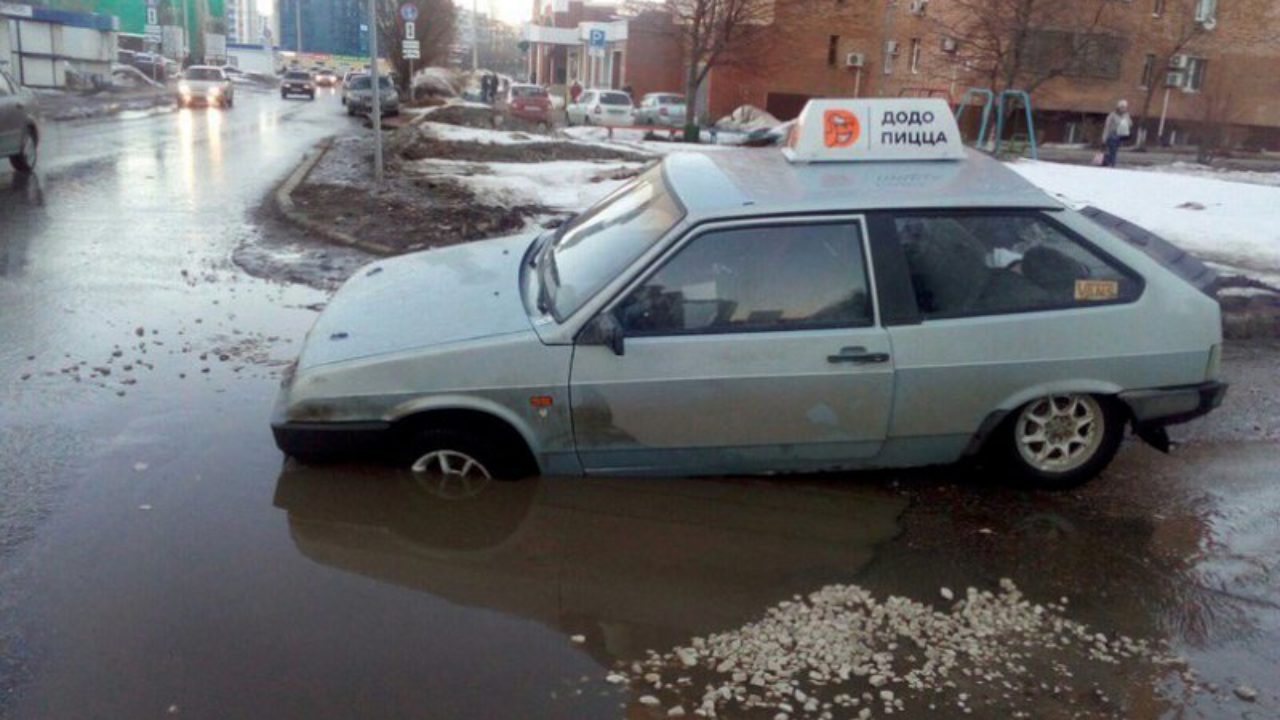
[569, 216, 895, 476]
[571, 91, 592, 124]
[0, 72, 20, 156]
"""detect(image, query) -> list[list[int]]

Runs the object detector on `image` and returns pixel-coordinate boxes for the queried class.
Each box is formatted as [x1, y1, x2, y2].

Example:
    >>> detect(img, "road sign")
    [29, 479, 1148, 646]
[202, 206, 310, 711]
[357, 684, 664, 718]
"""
[146, 7, 157, 25]
[144, 23, 162, 43]
[404, 22, 415, 40]
[588, 28, 606, 58]
[399, 3, 417, 22]
[403, 39, 420, 59]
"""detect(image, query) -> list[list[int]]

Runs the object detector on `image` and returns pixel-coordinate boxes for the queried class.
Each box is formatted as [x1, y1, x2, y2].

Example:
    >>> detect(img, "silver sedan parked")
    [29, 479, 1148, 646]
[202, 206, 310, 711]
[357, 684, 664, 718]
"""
[636, 92, 687, 127]
[344, 74, 399, 117]
[0, 67, 38, 172]
[272, 99, 1226, 491]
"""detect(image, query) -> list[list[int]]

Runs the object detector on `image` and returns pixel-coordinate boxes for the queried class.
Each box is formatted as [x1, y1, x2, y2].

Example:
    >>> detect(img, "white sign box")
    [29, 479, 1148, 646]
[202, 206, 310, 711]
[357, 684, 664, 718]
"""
[783, 98, 965, 163]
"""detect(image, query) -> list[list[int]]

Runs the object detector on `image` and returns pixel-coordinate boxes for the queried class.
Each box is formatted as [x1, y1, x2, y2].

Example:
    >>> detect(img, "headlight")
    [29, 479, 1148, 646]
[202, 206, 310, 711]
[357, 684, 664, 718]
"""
[209, 87, 222, 96]
[178, 82, 191, 94]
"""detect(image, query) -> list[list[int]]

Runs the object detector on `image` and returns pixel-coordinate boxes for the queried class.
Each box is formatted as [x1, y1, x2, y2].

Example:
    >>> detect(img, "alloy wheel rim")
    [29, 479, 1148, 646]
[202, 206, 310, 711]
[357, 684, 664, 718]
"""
[1015, 395, 1104, 473]
[410, 449, 492, 499]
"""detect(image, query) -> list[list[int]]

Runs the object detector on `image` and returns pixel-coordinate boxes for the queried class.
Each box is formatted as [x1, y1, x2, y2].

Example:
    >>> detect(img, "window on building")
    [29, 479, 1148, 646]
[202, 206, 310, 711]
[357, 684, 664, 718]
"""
[910, 38, 922, 73]
[1184, 57, 1208, 91]
[1139, 53, 1156, 89]
[1152, 0, 1165, 16]
[828, 35, 840, 66]
[616, 223, 873, 336]
[894, 213, 1140, 319]
[1194, 0, 1217, 22]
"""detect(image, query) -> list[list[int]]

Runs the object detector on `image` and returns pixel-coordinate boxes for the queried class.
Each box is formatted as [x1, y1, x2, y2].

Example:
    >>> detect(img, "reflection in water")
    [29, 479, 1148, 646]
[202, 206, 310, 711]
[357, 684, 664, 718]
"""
[0, 172, 45, 277]
[273, 465, 907, 663]
[176, 108, 196, 197]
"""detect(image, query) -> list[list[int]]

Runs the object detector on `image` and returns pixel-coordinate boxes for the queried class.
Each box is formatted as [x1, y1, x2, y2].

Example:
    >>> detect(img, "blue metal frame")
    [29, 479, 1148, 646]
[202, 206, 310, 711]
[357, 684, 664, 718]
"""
[954, 87, 994, 149]
[995, 89, 1038, 160]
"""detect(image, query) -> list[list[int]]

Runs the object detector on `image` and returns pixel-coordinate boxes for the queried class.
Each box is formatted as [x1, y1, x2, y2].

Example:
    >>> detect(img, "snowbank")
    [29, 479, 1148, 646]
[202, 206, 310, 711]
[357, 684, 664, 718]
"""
[418, 159, 643, 210]
[1009, 160, 1280, 274]
[412, 66, 460, 97]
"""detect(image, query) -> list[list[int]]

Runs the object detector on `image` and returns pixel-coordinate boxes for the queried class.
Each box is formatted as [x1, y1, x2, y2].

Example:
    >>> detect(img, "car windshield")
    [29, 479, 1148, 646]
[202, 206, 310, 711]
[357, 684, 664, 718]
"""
[185, 68, 223, 81]
[286, 72, 311, 80]
[511, 86, 547, 98]
[541, 165, 683, 320]
[661, 95, 685, 105]
[348, 75, 392, 90]
[600, 92, 631, 106]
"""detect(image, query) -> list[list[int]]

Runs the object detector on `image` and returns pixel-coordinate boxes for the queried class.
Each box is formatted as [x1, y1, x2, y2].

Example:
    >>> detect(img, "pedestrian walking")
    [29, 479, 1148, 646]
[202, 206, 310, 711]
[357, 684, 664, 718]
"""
[1101, 99, 1132, 168]
[570, 80, 583, 103]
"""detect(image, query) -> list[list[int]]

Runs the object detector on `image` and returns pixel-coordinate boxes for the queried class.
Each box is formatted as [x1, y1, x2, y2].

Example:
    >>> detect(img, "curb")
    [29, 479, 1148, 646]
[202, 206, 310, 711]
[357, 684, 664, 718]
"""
[274, 137, 395, 256]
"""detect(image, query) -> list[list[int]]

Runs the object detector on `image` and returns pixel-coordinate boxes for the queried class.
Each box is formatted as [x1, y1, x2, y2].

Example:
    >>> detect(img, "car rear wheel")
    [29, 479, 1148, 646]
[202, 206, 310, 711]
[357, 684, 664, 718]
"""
[10, 128, 37, 173]
[997, 394, 1124, 490]
[405, 430, 520, 484]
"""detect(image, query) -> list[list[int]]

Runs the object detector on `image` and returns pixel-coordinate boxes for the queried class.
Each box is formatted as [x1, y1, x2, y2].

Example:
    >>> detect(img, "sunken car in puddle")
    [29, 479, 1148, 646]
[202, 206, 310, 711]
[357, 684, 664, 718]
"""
[273, 99, 1226, 490]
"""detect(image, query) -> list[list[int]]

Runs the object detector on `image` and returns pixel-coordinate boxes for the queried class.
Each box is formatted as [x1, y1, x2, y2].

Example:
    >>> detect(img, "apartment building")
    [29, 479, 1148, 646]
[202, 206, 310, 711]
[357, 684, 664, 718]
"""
[710, 0, 1280, 147]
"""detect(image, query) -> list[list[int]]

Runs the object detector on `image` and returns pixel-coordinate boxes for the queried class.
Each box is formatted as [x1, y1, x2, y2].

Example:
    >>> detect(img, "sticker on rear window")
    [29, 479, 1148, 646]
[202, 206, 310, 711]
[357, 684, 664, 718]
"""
[1074, 279, 1120, 301]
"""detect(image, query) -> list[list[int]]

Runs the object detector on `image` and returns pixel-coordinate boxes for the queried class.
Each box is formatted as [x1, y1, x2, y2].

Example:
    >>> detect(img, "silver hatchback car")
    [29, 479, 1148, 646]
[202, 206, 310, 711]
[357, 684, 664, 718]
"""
[273, 99, 1225, 490]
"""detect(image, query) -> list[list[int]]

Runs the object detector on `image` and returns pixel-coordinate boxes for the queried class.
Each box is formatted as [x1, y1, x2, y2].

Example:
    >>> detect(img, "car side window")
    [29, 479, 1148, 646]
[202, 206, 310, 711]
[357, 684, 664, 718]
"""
[616, 222, 873, 336]
[895, 213, 1140, 319]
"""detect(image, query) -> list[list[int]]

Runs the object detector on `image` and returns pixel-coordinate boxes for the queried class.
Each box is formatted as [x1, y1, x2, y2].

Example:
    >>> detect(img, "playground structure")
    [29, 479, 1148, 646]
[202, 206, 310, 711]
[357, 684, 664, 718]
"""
[954, 88, 1039, 160]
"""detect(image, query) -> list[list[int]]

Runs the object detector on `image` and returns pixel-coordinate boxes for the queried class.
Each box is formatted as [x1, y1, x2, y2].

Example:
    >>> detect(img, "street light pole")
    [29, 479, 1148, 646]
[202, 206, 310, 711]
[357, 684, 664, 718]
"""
[471, 0, 478, 71]
[369, 0, 384, 184]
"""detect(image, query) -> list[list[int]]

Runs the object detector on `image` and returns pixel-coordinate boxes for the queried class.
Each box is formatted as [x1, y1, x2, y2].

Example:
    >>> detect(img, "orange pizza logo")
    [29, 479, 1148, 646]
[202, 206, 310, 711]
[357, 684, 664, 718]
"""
[823, 109, 861, 148]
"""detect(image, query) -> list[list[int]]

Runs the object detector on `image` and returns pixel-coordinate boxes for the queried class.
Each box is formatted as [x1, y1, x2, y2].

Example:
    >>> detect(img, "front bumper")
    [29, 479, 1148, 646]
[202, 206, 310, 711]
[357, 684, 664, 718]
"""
[271, 389, 393, 460]
[1121, 381, 1228, 428]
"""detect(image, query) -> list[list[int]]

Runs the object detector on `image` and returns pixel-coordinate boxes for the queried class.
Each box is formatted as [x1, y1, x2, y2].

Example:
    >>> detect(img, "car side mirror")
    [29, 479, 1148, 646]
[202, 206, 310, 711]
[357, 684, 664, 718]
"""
[579, 312, 625, 357]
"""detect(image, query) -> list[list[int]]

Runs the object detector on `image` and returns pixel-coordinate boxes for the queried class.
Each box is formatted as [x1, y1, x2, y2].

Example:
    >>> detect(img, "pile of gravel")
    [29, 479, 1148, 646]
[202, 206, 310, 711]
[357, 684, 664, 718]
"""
[607, 579, 1185, 719]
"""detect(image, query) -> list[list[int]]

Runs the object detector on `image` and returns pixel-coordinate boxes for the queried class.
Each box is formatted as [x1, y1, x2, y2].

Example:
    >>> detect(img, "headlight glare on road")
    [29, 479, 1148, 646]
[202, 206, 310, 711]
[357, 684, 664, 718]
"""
[178, 82, 191, 95]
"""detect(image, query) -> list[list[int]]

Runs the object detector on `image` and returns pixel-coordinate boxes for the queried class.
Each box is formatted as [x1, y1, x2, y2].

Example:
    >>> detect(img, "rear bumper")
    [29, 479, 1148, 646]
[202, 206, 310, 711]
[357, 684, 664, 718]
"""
[1121, 381, 1228, 428]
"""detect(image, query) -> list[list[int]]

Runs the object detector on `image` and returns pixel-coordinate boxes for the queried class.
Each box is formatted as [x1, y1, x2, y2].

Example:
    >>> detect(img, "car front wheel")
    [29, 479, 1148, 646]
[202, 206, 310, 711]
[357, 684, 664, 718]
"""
[10, 128, 37, 173]
[404, 430, 518, 486]
[997, 394, 1124, 490]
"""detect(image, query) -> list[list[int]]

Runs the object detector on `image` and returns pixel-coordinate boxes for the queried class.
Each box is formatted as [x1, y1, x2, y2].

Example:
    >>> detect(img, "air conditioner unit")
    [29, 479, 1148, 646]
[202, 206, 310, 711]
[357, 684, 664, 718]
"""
[846, 52, 865, 68]
[1169, 54, 1189, 70]
[1165, 70, 1185, 88]
[941, 36, 958, 53]
[886, 40, 899, 55]
[908, 0, 928, 14]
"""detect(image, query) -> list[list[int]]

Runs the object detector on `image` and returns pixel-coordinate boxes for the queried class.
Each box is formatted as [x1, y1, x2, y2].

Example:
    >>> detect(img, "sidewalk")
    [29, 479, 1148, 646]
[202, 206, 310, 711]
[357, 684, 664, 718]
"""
[1037, 145, 1280, 173]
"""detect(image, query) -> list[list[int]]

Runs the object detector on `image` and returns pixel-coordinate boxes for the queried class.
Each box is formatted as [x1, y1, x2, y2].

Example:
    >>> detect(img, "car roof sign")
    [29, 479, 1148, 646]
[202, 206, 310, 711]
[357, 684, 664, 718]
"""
[783, 98, 965, 163]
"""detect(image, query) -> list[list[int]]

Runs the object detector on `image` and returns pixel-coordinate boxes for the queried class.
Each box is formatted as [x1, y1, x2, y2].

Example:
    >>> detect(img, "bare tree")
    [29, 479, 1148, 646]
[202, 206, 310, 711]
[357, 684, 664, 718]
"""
[1133, 0, 1205, 148]
[627, 0, 777, 140]
[375, 0, 456, 92]
[929, 0, 1117, 97]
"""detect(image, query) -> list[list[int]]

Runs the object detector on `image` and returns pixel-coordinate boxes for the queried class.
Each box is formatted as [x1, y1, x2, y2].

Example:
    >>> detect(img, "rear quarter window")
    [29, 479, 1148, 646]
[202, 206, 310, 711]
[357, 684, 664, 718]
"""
[894, 212, 1142, 319]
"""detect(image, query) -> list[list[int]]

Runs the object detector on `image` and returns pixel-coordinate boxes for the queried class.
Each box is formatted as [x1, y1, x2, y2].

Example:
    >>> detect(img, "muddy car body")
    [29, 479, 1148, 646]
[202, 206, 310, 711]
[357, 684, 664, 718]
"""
[274, 99, 1225, 489]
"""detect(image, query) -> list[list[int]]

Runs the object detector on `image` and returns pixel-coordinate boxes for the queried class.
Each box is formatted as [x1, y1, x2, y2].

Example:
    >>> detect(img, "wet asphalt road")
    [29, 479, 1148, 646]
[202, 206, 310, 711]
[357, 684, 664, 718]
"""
[2, 88, 1279, 719]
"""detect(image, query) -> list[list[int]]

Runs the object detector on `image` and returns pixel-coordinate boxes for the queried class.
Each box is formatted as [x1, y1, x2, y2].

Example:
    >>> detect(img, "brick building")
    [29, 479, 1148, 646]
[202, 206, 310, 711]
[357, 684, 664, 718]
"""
[703, 0, 1280, 147]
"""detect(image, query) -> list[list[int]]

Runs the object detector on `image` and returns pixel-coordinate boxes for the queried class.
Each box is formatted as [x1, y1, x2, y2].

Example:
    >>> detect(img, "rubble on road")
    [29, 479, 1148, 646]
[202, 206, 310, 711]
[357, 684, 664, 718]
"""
[608, 579, 1183, 719]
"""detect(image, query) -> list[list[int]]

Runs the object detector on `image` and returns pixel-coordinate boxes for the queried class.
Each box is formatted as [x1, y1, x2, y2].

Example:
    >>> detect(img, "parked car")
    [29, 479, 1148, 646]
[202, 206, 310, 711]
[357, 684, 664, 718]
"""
[280, 70, 315, 100]
[129, 52, 170, 81]
[502, 83, 552, 123]
[344, 74, 399, 116]
[635, 92, 687, 127]
[0, 67, 39, 172]
[315, 69, 339, 87]
[177, 66, 234, 108]
[566, 89, 634, 127]
[272, 98, 1226, 491]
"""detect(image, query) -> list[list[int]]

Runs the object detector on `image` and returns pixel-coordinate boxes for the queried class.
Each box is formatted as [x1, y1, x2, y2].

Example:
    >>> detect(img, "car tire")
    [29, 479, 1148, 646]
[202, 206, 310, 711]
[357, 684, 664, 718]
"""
[9, 127, 37, 173]
[308, 93, 315, 101]
[281, 91, 287, 99]
[402, 429, 523, 483]
[994, 394, 1125, 491]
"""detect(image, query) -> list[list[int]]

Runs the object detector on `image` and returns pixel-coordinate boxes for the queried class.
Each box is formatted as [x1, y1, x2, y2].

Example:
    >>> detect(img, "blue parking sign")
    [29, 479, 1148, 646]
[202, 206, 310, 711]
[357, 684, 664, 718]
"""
[589, 29, 606, 50]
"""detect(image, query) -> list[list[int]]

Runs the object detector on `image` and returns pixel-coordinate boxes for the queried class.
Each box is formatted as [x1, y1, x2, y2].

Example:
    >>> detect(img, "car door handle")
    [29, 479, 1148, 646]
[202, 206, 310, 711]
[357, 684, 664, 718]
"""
[827, 347, 891, 364]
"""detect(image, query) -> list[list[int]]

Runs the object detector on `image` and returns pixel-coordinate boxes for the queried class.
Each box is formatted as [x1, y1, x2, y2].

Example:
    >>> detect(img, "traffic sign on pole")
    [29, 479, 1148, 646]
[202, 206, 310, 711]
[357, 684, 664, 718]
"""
[404, 22, 415, 40]
[399, 3, 417, 22]
[588, 28, 606, 58]
[402, 40, 420, 59]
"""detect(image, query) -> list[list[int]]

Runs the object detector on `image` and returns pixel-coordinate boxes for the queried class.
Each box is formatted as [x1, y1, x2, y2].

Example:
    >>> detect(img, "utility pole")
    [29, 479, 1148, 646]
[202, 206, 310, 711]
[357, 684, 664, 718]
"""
[295, 0, 302, 55]
[471, 0, 478, 71]
[369, 0, 384, 184]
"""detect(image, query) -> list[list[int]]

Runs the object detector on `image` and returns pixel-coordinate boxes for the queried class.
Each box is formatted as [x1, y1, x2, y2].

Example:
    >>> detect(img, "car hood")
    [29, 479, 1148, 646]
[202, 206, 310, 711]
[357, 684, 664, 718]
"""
[181, 79, 226, 90]
[297, 233, 538, 371]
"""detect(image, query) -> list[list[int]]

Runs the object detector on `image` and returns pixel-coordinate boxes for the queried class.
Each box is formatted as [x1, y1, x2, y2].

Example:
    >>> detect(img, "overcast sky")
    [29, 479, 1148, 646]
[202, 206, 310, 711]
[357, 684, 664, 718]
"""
[458, 0, 620, 25]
